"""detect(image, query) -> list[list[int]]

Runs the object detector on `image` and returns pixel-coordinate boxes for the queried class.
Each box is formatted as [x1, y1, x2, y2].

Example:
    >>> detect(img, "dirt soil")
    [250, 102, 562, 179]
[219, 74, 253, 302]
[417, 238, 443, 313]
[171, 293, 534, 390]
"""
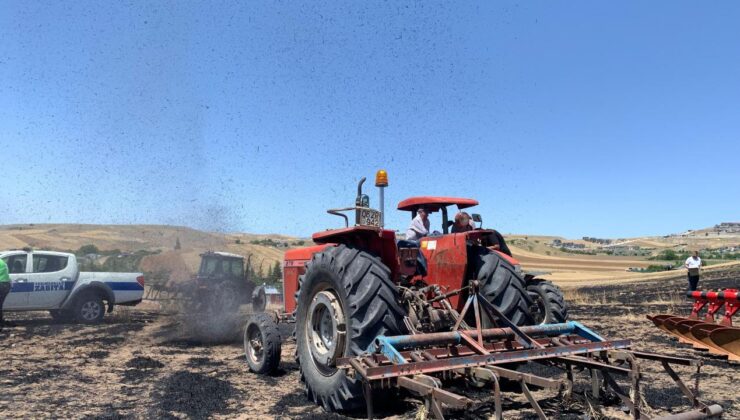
[1, 272, 738, 419]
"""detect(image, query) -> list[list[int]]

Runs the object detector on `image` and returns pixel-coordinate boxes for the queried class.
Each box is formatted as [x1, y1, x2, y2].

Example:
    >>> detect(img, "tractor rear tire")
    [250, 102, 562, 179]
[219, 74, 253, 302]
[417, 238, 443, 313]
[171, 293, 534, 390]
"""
[244, 313, 281, 374]
[295, 244, 405, 412]
[475, 251, 534, 326]
[526, 279, 568, 324]
[252, 286, 267, 313]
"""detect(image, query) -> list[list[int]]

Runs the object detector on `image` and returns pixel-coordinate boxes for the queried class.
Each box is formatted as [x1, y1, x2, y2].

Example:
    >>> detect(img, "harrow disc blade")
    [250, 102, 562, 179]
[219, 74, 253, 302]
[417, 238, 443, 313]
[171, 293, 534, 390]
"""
[690, 323, 734, 358]
[708, 327, 740, 361]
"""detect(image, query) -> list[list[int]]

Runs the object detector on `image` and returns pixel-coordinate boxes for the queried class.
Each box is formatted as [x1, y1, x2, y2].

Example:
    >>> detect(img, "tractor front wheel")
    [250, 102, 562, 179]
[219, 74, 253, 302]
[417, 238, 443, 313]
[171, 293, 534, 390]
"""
[295, 245, 405, 412]
[244, 313, 281, 374]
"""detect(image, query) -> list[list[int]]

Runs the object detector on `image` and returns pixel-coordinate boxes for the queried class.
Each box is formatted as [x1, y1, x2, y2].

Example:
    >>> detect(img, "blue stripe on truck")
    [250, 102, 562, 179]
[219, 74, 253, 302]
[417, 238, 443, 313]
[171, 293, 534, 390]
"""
[10, 283, 35, 293]
[10, 281, 143, 293]
[11, 282, 75, 293]
[106, 282, 144, 291]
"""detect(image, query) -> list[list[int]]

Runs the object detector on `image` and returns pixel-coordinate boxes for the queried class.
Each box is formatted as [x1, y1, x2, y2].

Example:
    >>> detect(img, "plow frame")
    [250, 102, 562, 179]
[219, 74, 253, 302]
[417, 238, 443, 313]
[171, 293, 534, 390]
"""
[687, 289, 739, 326]
[649, 289, 740, 362]
[341, 285, 724, 420]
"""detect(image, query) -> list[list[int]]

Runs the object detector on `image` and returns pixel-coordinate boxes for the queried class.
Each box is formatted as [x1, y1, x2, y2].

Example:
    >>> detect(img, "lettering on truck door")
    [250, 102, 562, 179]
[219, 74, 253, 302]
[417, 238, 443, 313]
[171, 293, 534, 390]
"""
[2, 252, 31, 309]
[26, 252, 76, 309]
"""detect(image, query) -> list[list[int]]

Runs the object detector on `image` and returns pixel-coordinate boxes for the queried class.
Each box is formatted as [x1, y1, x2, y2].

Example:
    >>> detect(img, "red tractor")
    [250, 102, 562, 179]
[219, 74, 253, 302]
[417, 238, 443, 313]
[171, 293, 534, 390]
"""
[244, 172, 568, 412]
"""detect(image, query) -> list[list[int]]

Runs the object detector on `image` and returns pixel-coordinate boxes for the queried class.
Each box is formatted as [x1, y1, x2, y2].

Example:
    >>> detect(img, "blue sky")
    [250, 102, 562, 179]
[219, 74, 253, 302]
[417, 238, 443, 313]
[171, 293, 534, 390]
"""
[1, 1, 738, 238]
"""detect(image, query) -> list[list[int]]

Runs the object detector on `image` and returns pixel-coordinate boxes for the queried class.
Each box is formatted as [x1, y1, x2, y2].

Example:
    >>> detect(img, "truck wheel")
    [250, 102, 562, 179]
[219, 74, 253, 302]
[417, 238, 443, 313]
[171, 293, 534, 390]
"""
[475, 250, 534, 326]
[526, 279, 568, 324]
[244, 313, 281, 374]
[49, 309, 74, 323]
[74, 293, 106, 324]
[295, 245, 405, 412]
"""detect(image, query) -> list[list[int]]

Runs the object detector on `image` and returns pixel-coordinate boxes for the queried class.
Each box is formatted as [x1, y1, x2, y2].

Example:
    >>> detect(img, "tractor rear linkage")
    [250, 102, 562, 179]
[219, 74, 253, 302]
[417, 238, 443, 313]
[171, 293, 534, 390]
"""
[339, 282, 724, 420]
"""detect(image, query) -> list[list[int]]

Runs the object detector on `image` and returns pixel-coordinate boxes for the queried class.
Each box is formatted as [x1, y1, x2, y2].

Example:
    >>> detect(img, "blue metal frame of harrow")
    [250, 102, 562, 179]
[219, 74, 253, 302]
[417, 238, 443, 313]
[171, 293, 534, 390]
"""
[360, 321, 631, 381]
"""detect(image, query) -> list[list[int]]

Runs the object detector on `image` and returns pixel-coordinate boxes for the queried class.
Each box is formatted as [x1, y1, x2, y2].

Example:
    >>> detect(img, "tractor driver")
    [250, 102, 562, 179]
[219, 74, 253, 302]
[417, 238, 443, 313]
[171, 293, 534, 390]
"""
[451, 212, 474, 233]
[405, 207, 430, 241]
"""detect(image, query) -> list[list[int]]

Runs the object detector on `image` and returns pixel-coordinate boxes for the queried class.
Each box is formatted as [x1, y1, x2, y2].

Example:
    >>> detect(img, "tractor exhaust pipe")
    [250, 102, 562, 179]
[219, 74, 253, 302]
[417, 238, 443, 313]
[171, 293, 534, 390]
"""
[357, 177, 366, 198]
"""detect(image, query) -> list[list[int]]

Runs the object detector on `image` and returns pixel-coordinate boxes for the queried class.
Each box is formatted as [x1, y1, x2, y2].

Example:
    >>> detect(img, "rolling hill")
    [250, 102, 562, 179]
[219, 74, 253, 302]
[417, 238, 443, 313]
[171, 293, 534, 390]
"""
[1, 223, 737, 287]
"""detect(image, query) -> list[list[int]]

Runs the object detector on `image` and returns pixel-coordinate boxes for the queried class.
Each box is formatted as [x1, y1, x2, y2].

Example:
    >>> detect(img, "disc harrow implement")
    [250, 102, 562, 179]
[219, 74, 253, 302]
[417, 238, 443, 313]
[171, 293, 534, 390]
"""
[648, 289, 740, 361]
[340, 284, 723, 419]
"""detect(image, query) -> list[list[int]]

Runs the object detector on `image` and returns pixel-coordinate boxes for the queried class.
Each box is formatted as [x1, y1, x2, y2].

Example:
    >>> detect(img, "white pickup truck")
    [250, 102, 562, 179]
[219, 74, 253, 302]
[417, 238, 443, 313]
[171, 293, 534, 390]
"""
[1, 249, 145, 324]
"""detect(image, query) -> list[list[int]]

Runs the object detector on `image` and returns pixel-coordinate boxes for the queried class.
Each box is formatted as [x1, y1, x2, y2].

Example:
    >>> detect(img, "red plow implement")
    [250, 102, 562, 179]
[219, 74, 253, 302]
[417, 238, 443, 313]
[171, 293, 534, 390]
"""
[648, 289, 740, 361]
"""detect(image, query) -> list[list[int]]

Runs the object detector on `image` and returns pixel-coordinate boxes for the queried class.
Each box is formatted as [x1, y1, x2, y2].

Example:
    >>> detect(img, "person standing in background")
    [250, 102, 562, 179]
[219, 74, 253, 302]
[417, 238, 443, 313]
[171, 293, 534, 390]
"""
[0, 258, 10, 332]
[684, 251, 702, 292]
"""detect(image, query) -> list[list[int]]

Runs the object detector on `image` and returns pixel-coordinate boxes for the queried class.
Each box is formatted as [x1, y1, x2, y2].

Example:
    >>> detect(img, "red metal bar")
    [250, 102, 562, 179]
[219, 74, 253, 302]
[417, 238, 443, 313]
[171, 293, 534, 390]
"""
[721, 298, 738, 326]
[339, 335, 592, 368]
[689, 297, 707, 320]
[359, 339, 631, 380]
[705, 299, 724, 323]
[686, 289, 738, 324]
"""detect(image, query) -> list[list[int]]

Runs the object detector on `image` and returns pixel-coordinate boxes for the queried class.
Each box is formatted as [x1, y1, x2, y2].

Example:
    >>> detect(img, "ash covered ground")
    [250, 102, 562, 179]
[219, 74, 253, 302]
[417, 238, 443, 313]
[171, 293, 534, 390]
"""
[1, 271, 738, 419]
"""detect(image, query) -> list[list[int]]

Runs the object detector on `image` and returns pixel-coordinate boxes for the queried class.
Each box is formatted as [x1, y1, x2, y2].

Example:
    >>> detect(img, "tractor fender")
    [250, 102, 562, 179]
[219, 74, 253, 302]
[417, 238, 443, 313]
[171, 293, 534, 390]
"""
[524, 273, 536, 283]
[62, 281, 116, 313]
[493, 250, 519, 267]
[522, 271, 553, 286]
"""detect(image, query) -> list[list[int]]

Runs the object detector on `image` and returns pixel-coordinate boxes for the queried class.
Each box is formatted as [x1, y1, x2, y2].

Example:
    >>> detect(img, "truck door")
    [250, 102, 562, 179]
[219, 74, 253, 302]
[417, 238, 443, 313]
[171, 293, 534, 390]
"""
[2, 252, 30, 309]
[25, 252, 77, 310]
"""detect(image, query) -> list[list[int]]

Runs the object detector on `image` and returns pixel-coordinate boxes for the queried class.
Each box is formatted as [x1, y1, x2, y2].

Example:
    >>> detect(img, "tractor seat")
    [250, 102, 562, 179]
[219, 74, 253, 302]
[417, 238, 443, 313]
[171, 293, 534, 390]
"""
[396, 240, 427, 277]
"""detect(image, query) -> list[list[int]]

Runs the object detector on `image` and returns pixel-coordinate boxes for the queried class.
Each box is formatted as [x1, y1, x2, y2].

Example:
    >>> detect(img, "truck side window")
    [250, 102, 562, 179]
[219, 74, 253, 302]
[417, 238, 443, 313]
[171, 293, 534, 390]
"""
[32, 254, 69, 273]
[3, 255, 28, 274]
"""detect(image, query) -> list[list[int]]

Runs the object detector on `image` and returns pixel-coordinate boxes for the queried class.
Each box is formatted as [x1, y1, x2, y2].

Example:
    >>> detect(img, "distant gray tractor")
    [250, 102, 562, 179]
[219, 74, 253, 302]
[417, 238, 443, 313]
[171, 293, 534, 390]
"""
[182, 251, 263, 314]
[164, 251, 267, 341]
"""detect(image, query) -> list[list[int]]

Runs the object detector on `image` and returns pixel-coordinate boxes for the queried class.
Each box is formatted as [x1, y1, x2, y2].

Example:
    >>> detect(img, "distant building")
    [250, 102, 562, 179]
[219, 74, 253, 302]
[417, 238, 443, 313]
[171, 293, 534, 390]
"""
[714, 222, 740, 234]
[549, 239, 586, 249]
[604, 244, 643, 255]
[264, 286, 283, 305]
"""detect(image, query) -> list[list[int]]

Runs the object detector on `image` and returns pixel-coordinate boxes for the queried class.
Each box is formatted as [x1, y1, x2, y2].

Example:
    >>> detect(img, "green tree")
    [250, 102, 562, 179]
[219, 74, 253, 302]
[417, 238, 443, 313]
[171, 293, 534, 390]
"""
[658, 249, 678, 260]
[78, 244, 100, 255]
[270, 261, 283, 284]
